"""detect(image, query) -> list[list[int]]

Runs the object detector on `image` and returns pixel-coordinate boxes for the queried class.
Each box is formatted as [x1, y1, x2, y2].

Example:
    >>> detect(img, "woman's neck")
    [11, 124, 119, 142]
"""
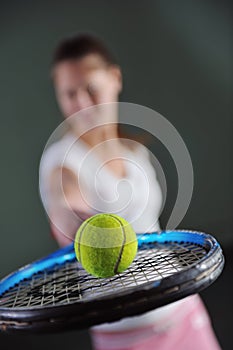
[75, 125, 120, 149]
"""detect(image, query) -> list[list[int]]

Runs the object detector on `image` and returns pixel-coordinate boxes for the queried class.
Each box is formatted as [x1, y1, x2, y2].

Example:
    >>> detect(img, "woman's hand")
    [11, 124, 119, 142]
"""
[50, 207, 94, 247]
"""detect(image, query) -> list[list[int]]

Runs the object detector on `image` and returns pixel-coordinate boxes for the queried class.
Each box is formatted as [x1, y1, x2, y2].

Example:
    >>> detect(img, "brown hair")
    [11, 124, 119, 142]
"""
[52, 33, 117, 68]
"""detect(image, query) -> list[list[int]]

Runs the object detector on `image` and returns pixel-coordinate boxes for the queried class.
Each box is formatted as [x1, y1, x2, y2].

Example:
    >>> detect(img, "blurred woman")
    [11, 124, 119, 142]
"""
[39, 34, 221, 350]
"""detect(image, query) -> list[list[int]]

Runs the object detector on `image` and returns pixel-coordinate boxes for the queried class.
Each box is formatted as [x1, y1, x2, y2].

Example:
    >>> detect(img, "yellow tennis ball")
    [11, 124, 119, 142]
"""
[74, 213, 138, 278]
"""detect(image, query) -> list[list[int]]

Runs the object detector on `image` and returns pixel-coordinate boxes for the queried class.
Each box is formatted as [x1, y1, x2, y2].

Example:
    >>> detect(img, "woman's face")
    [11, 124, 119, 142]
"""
[53, 54, 122, 119]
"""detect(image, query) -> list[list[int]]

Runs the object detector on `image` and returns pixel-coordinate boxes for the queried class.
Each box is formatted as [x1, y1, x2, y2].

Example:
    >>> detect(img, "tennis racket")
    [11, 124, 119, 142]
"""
[0, 230, 224, 334]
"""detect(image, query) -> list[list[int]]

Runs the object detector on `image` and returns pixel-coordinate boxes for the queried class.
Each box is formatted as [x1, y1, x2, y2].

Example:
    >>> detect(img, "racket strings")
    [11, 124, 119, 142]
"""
[0, 242, 207, 309]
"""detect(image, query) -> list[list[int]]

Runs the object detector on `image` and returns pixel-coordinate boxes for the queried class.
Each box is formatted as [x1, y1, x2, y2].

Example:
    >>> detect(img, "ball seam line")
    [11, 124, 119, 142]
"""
[108, 214, 126, 274]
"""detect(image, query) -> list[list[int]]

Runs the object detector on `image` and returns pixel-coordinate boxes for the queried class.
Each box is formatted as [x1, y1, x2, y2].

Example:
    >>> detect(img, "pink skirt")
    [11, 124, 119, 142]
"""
[90, 295, 221, 350]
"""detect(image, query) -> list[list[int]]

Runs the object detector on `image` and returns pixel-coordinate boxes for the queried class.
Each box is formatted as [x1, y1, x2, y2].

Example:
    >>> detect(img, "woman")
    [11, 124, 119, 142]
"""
[39, 34, 221, 350]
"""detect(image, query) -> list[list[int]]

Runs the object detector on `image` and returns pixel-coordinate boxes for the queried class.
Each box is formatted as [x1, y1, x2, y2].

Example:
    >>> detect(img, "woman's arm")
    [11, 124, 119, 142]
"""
[48, 167, 93, 247]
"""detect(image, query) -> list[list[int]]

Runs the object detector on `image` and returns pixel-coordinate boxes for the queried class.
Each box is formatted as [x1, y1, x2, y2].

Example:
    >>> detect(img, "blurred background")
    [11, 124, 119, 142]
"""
[0, 0, 232, 348]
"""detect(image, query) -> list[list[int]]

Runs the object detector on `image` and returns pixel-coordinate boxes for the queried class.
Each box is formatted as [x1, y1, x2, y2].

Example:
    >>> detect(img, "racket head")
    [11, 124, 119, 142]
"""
[0, 230, 224, 333]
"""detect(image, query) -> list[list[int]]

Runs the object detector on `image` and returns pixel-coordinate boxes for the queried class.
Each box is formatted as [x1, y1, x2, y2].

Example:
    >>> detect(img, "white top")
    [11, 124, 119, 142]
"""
[39, 131, 186, 332]
[39, 132, 162, 233]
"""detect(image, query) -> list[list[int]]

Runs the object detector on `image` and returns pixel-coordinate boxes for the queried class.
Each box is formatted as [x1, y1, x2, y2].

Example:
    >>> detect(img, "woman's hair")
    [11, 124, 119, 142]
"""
[52, 33, 117, 68]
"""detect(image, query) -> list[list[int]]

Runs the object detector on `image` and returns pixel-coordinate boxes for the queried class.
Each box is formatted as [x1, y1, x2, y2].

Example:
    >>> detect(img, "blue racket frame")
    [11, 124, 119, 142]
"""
[0, 230, 217, 296]
[0, 230, 224, 333]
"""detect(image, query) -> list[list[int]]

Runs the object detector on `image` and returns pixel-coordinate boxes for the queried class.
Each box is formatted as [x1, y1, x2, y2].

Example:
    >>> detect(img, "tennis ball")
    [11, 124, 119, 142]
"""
[74, 213, 138, 278]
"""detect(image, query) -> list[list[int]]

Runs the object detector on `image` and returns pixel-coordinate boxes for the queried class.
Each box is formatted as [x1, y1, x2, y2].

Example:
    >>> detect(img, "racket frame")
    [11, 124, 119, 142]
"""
[0, 230, 224, 333]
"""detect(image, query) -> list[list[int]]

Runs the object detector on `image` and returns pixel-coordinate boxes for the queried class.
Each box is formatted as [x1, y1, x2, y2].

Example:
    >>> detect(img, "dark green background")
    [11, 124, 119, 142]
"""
[0, 0, 232, 349]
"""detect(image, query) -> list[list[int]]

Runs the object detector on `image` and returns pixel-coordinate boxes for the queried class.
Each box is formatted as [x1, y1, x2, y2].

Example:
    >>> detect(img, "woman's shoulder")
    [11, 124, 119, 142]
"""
[121, 139, 150, 158]
[41, 132, 82, 163]
[40, 133, 82, 176]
